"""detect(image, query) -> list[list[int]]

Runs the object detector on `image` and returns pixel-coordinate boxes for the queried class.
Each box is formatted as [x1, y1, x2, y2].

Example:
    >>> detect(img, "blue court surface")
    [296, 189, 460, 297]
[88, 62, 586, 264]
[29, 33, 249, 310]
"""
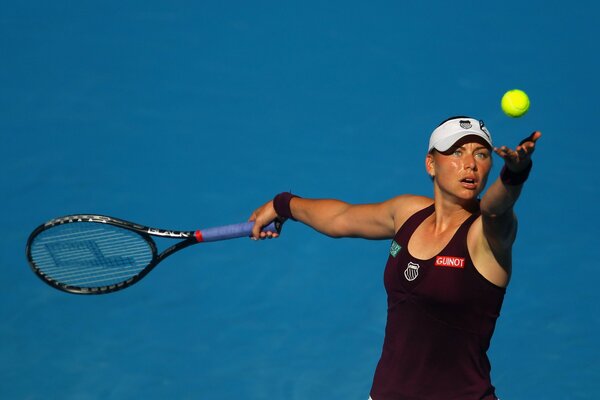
[1, 1, 599, 399]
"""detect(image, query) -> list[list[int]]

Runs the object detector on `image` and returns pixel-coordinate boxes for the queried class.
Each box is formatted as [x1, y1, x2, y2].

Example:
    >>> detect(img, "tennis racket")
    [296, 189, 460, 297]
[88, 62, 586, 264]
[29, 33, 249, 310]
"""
[26, 214, 282, 295]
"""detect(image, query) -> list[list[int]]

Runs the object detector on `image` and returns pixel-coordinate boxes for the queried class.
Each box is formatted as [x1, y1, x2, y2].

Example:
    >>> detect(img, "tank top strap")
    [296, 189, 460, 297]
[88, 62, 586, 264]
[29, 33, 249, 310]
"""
[445, 209, 481, 252]
[395, 203, 435, 246]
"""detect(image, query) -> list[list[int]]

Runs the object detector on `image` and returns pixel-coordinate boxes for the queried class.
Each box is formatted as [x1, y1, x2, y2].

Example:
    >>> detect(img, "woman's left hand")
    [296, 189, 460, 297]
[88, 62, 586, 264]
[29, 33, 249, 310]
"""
[494, 131, 542, 171]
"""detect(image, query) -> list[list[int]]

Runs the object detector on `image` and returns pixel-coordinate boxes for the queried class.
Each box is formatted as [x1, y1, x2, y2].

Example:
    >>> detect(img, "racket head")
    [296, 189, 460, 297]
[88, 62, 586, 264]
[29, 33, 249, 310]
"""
[26, 215, 159, 295]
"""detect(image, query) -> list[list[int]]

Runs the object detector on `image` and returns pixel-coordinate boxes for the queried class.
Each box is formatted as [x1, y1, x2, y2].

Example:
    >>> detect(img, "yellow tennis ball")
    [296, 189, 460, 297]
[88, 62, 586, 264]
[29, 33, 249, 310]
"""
[501, 89, 530, 118]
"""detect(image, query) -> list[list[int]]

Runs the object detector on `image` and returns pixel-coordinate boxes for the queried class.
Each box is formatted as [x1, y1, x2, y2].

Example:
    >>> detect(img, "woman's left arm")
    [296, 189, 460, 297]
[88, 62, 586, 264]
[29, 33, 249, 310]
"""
[480, 131, 542, 248]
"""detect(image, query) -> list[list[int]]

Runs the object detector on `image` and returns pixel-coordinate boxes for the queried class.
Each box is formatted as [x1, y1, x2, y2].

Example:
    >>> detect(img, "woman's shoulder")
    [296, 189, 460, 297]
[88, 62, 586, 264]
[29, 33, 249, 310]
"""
[386, 195, 433, 230]
[387, 194, 433, 210]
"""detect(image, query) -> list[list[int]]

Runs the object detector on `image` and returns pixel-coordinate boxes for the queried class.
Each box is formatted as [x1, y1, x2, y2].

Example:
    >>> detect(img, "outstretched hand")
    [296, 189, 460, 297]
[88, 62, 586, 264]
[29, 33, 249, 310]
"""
[494, 131, 542, 172]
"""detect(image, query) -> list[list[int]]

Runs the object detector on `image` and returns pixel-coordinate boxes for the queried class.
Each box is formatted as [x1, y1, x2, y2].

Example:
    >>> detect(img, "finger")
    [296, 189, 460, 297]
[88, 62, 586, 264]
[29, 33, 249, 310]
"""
[259, 224, 281, 240]
[519, 131, 542, 146]
[260, 230, 275, 239]
[496, 145, 513, 154]
[516, 145, 528, 158]
[497, 146, 518, 161]
[518, 137, 538, 158]
[248, 211, 256, 237]
[495, 147, 521, 167]
[493, 147, 509, 160]
[251, 220, 262, 240]
[518, 132, 536, 146]
[493, 146, 508, 157]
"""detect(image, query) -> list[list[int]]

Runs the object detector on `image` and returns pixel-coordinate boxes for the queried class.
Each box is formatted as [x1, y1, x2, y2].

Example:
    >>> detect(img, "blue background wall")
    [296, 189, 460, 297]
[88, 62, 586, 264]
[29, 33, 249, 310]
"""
[2, 1, 598, 398]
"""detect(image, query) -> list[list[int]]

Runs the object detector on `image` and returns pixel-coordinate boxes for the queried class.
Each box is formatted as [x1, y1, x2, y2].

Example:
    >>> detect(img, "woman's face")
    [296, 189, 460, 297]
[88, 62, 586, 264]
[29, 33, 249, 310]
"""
[426, 138, 493, 201]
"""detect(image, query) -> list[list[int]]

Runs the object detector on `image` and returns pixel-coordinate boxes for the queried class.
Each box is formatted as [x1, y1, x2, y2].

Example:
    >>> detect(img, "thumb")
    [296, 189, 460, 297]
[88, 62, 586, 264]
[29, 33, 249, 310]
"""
[249, 213, 262, 240]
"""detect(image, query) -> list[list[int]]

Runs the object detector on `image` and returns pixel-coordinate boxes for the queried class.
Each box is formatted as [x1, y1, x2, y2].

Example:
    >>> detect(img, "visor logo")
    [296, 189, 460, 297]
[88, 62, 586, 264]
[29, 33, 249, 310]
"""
[404, 262, 420, 281]
[479, 119, 491, 139]
[459, 120, 472, 129]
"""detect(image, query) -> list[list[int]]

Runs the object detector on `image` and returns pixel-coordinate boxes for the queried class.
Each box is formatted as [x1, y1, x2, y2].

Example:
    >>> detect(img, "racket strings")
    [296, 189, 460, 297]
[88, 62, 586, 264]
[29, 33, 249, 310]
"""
[29, 223, 154, 289]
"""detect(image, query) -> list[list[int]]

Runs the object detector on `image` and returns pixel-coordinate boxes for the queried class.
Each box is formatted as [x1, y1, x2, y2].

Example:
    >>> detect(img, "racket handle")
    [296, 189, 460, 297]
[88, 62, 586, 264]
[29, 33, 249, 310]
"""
[195, 220, 282, 243]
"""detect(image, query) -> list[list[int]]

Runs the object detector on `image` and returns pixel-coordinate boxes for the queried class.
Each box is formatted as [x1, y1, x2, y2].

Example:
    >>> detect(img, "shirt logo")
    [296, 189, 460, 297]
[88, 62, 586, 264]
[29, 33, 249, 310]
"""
[434, 256, 465, 269]
[390, 240, 401, 258]
[404, 262, 420, 281]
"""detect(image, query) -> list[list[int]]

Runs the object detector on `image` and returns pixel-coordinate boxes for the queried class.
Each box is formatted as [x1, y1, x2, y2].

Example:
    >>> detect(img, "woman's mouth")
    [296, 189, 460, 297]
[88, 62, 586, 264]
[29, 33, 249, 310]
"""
[460, 177, 477, 189]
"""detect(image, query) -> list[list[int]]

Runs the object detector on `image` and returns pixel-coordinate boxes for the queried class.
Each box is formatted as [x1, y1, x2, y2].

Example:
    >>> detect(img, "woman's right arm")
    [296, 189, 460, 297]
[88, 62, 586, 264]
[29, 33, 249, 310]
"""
[249, 194, 430, 240]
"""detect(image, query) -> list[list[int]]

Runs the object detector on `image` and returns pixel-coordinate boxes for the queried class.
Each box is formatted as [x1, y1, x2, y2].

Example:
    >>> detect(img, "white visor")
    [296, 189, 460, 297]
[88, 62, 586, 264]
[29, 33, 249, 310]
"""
[428, 117, 493, 152]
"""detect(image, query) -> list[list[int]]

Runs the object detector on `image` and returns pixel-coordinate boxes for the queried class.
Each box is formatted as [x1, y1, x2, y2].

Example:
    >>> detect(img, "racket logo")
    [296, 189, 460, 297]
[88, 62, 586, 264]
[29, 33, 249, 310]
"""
[46, 241, 133, 269]
[404, 262, 420, 282]
[147, 228, 191, 238]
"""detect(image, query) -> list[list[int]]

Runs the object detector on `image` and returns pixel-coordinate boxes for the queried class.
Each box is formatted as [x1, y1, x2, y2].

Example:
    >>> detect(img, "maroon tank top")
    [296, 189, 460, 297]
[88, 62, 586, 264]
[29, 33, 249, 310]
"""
[370, 204, 505, 400]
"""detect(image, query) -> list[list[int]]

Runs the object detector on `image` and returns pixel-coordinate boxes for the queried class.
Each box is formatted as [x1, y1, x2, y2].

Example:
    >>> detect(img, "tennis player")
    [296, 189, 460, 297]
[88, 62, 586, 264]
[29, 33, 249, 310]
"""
[249, 116, 541, 400]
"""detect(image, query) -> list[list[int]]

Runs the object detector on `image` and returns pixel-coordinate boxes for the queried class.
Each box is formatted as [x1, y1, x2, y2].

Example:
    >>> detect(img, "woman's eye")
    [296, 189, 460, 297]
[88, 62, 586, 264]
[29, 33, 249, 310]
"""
[475, 152, 489, 159]
[453, 150, 462, 156]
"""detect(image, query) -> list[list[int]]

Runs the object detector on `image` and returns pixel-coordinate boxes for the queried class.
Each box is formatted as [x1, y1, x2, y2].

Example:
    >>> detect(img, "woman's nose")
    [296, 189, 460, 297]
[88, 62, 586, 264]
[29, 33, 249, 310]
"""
[465, 154, 477, 170]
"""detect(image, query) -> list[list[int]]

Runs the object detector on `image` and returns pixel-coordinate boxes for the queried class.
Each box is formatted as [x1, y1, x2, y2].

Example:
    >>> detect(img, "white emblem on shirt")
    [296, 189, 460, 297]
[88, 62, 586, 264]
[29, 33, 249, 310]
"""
[404, 262, 420, 281]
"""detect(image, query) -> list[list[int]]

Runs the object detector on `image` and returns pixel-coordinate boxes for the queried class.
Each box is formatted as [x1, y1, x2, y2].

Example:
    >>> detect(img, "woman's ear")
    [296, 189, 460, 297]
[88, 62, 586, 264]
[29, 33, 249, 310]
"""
[425, 153, 435, 178]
